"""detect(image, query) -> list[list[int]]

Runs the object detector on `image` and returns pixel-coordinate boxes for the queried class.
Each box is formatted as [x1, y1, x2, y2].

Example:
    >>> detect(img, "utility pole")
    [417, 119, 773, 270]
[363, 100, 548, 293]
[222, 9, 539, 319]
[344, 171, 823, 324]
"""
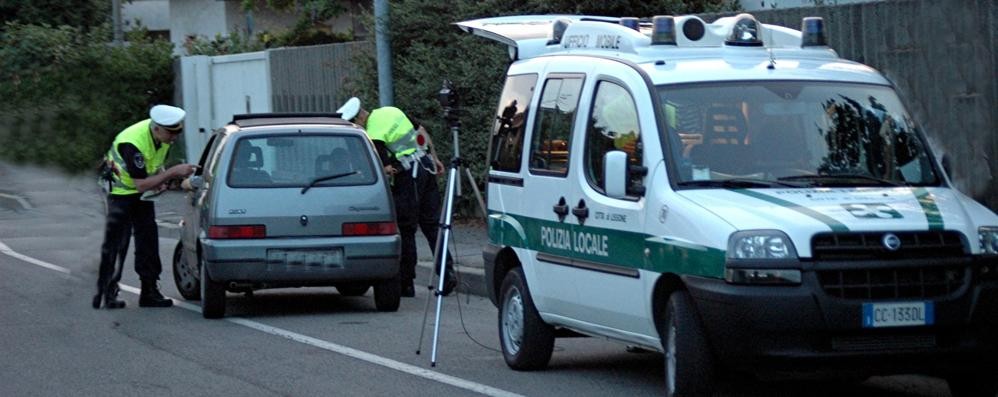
[374, 0, 394, 106]
[112, 0, 123, 46]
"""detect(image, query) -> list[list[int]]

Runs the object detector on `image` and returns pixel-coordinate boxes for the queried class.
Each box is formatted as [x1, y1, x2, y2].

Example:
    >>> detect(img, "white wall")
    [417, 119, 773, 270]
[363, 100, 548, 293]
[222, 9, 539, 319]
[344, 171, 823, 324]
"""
[169, 0, 229, 50]
[122, 0, 170, 31]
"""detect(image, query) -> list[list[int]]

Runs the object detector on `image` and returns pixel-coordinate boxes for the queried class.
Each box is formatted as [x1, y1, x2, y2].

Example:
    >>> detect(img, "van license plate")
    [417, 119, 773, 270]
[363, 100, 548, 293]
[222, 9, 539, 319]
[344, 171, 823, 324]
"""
[862, 302, 934, 328]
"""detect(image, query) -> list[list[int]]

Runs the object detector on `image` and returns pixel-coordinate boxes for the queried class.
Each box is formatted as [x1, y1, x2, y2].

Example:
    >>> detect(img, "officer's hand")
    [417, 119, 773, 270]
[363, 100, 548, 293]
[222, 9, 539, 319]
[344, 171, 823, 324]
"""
[169, 163, 198, 178]
[434, 158, 445, 175]
[384, 165, 398, 176]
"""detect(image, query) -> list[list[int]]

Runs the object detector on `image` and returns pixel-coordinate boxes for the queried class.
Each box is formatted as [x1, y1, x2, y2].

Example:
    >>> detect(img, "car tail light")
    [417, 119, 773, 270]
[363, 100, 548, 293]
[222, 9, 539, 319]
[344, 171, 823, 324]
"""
[342, 222, 397, 236]
[208, 225, 266, 239]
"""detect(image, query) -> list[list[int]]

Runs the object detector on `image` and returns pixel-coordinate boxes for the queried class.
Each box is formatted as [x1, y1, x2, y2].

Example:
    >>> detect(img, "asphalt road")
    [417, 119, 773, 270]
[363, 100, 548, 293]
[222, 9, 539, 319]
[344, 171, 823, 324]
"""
[0, 163, 958, 396]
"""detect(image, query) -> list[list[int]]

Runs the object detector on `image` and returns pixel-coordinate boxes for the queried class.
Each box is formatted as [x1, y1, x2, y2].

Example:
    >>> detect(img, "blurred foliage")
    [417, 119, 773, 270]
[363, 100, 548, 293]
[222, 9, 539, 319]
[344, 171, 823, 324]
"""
[348, 0, 739, 215]
[0, 23, 175, 172]
[0, 0, 109, 30]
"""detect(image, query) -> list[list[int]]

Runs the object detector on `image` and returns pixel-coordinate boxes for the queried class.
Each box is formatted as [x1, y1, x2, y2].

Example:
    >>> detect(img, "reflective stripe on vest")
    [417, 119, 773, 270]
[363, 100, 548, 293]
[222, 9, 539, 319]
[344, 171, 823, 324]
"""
[106, 119, 171, 195]
[365, 106, 418, 158]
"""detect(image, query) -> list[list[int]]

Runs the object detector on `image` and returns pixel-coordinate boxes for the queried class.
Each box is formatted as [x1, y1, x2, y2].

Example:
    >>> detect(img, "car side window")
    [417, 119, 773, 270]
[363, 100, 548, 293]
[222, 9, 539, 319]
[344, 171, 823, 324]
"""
[194, 133, 219, 177]
[529, 75, 584, 176]
[584, 81, 644, 196]
[490, 73, 537, 173]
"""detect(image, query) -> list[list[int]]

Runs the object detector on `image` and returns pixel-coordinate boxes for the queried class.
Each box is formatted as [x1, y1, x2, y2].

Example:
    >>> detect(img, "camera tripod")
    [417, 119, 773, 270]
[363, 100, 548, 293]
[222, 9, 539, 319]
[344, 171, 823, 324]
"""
[415, 80, 487, 366]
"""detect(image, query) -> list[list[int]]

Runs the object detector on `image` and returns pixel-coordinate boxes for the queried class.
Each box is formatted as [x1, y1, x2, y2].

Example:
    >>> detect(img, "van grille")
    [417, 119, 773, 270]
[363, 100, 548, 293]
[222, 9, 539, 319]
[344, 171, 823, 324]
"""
[817, 265, 968, 300]
[811, 231, 965, 261]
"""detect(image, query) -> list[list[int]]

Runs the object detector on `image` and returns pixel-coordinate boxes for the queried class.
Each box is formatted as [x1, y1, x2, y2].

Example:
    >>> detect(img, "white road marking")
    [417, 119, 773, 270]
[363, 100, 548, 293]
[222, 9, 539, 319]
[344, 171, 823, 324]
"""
[0, 238, 522, 397]
[0, 192, 33, 209]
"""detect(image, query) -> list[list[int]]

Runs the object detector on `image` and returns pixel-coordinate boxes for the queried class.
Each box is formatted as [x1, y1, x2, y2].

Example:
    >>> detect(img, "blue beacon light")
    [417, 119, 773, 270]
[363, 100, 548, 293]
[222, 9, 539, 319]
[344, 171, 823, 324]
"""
[801, 17, 827, 47]
[651, 16, 677, 45]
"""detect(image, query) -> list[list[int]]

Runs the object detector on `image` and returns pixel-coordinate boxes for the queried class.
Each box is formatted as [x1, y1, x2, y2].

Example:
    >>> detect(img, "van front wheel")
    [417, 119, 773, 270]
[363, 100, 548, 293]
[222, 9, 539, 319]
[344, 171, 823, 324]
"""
[499, 268, 554, 370]
[662, 290, 714, 397]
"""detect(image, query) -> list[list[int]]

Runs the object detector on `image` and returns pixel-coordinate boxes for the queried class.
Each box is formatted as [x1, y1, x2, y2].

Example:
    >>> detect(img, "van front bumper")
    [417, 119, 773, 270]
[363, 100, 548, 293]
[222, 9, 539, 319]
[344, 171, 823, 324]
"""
[683, 261, 998, 378]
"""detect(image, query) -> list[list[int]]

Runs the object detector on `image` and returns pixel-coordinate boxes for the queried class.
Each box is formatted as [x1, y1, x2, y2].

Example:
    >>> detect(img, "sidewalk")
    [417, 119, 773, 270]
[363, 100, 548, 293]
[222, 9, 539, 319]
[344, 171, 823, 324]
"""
[154, 190, 490, 297]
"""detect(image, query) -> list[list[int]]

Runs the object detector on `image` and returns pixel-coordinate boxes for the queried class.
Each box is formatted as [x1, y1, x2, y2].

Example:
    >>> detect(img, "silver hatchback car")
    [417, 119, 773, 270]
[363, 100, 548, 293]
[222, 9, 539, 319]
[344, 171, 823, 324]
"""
[172, 114, 401, 318]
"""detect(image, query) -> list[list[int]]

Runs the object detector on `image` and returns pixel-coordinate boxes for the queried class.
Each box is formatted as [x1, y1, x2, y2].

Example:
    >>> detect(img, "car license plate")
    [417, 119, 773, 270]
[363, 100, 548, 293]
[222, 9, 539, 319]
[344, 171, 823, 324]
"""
[267, 248, 343, 267]
[862, 301, 934, 328]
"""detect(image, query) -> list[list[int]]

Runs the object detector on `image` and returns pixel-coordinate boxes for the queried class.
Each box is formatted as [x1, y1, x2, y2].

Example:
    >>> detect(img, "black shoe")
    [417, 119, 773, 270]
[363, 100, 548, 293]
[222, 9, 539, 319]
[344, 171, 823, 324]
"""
[100, 284, 126, 309]
[139, 280, 173, 308]
[441, 271, 457, 297]
[401, 279, 415, 297]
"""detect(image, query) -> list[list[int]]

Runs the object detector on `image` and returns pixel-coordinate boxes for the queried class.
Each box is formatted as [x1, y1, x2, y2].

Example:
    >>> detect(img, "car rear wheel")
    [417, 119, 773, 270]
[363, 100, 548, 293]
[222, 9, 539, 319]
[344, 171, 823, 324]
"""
[373, 275, 400, 312]
[662, 289, 714, 397]
[499, 267, 554, 370]
[337, 284, 370, 297]
[171, 242, 200, 300]
[200, 256, 226, 319]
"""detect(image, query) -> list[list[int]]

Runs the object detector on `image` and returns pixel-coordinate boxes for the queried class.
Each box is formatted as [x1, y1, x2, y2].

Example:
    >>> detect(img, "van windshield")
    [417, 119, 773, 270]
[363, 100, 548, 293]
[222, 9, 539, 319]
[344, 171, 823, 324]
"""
[658, 81, 941, 188]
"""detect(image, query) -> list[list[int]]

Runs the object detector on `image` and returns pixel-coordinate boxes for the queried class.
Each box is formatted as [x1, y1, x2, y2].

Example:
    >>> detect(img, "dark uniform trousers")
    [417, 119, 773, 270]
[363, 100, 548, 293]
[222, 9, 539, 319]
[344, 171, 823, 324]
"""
[97, 194, 161, 291]
[392, 156, 452, 282]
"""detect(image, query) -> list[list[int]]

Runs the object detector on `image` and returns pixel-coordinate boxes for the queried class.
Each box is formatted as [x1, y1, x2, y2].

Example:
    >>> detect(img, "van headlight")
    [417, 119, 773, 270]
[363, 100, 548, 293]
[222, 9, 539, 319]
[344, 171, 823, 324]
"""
[981, 227, 998, 255]
[727, 230, 797, 259]
[725, 230, 801, 285]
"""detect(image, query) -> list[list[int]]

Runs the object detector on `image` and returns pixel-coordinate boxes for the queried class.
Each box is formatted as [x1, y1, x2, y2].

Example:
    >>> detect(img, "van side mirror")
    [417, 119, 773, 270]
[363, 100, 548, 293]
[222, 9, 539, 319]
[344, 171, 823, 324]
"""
[604, 151, 628, 199]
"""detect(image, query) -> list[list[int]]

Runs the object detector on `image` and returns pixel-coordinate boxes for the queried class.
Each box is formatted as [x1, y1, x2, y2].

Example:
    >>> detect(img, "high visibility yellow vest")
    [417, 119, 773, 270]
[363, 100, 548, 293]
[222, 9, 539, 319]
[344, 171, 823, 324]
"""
[106, 119, 170, 195]
[365, 107, 418, 158]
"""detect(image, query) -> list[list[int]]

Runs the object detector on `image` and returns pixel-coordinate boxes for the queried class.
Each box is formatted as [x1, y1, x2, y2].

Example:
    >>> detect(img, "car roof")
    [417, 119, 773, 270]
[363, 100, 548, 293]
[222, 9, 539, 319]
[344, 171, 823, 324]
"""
[229, 113, 355, 129]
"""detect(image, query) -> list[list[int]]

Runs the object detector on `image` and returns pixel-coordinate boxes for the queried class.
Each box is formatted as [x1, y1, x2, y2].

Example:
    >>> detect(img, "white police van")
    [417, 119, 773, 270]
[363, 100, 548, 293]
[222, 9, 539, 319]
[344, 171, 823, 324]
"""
[461, 13, 998, 396]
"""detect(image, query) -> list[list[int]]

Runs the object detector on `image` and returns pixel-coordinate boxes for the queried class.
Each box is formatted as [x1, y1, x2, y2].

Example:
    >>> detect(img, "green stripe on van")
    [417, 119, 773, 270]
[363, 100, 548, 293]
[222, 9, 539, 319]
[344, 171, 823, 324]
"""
[488, 212, 725, 278]
[913, 188, 944, 230]
[730, 189, 850, 232]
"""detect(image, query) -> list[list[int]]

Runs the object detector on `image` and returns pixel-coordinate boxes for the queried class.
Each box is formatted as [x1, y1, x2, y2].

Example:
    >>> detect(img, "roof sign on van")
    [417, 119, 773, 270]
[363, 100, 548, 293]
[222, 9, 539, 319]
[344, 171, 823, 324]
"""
[456, 14, 834, 61]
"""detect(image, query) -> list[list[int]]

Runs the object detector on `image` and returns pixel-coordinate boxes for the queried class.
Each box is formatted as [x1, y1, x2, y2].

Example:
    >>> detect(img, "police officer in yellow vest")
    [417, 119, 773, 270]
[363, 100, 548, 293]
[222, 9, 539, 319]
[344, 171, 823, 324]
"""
[337, 98, 455, 297]
[93, 105, 198, 309]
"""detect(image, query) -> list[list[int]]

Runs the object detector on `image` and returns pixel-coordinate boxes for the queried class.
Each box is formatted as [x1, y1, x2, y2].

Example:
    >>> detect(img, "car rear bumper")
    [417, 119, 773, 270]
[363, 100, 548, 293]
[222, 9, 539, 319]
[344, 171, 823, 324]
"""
[202, 235, 400, 284]
[683, 270, 998, 378]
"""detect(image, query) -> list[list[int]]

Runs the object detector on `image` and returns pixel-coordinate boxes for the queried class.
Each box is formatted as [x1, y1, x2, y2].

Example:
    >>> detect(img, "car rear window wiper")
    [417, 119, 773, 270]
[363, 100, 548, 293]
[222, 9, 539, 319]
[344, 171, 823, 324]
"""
[777, 173, 904, 187]
[301, 171, 359, 194]
[677, 178, 800, 189]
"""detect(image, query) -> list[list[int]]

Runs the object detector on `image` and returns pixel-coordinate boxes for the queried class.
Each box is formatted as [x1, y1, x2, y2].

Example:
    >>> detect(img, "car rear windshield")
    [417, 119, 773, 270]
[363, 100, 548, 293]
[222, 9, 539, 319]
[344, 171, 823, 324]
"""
[227, 134, 378, 188]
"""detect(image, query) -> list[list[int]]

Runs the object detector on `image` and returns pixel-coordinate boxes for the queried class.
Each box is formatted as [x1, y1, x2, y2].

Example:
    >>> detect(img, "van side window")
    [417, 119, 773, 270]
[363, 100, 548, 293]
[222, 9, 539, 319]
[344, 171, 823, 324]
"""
[490, 74, 537, 173]
[529, 76, 584, 176]
[585, 81, 643, 195]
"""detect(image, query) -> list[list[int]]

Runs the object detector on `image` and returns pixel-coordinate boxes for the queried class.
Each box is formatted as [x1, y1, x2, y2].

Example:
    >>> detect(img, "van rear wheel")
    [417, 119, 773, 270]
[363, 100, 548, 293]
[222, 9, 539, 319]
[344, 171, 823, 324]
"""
[498, 267, 554, 370]
[662, 290, 714, 397]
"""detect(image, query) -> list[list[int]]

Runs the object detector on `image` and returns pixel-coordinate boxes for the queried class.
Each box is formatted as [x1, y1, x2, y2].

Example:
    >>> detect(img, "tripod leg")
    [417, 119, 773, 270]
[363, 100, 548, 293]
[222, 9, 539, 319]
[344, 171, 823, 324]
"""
[430, 163, 459, 366]
[462, 166, 488, 219]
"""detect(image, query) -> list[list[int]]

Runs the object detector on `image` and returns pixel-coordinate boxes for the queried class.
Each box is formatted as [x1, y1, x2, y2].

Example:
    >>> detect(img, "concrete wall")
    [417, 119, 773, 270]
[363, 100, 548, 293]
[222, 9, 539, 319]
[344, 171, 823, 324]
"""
[169, 0, 229, 47]
[708, 0, 997, 211]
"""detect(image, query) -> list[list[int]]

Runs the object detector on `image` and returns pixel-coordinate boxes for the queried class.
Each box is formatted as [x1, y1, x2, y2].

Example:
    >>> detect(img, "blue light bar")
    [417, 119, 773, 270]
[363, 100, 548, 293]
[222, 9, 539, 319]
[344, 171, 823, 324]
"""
[801, 17, 827, 47]
[651, 16, 676, 45]
[620, 17, 639, 31]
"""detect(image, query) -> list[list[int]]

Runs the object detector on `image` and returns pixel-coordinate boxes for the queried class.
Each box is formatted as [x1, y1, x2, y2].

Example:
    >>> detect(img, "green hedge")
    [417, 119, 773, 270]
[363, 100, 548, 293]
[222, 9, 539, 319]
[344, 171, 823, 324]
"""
[0, 23, 175, 172]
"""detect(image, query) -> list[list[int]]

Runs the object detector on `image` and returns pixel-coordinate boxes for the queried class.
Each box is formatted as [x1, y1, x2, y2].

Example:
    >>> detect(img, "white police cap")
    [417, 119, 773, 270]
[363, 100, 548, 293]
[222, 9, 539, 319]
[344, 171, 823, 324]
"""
[150, 105, 185, 128]
[336, 97, 361, 121]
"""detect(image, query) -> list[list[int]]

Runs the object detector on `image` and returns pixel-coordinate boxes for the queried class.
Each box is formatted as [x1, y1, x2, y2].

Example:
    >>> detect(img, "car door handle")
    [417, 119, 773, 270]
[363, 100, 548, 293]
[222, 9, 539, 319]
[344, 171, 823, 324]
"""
[553, 197, 569, 222]
[572, 199, 588, 225]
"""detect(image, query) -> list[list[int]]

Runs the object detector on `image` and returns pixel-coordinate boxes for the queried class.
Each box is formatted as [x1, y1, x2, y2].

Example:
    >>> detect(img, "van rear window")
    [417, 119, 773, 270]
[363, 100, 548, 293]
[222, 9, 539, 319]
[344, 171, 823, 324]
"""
[227, 134, 377, 188]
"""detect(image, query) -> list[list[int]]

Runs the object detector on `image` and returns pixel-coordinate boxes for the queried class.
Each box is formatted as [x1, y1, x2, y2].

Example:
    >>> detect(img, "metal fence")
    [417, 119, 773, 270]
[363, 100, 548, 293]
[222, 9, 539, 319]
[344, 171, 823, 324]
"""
[705, 0, 997, 210]
[268, 41, 371, 113]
